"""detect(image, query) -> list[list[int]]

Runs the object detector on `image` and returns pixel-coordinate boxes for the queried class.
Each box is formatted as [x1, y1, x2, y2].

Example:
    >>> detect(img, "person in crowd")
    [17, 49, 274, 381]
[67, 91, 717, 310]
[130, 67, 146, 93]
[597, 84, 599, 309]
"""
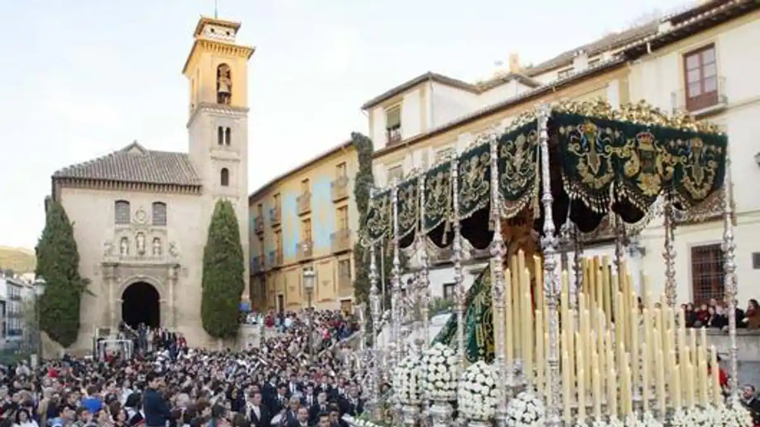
[143, 373, 171, 427]
[742, 384, 760, 425]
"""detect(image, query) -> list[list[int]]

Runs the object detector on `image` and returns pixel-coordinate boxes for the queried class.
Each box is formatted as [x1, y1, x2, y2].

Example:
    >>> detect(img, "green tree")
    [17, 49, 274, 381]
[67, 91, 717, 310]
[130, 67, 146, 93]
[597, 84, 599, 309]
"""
[35, 201, 89, 348]
[201, 199, 245, 340]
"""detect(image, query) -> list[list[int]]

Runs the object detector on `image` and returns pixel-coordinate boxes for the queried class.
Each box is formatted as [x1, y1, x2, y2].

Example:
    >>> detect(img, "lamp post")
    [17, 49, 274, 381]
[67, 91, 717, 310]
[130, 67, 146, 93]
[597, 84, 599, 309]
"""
[33, 277, 46, 364]
[302, 268, 315, 361]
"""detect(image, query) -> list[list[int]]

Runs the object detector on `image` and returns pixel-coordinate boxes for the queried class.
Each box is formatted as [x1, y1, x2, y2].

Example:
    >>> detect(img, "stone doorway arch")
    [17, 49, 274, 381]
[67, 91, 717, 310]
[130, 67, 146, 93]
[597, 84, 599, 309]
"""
[121, 282, 161, 328]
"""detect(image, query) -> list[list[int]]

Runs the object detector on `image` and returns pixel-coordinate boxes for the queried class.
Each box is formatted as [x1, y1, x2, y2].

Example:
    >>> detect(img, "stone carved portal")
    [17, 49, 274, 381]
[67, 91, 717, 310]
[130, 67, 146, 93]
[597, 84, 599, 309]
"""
[121, 282, 160, 328]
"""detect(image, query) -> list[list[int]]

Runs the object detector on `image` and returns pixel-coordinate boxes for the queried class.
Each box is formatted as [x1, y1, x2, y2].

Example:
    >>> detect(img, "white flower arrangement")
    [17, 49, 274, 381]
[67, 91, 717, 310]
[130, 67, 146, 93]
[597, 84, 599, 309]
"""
[641, 412, 663, 427]
[720, 402, 753, 427]
[392, 355, 423, 405]
[341, 414, 382, 427]
[505, 391, 545, 427]
[457, 361, 501, 421]
[420, 343, 459, 402]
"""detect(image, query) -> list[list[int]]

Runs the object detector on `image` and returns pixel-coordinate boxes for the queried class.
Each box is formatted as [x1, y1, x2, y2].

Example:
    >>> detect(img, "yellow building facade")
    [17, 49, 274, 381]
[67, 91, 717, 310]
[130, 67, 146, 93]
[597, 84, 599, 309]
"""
[248, 142, 359, 313]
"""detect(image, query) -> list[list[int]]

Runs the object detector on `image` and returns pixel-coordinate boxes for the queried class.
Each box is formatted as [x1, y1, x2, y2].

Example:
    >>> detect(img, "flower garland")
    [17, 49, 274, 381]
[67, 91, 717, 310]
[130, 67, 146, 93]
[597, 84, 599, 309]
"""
[457, 361, 500, 421]
[505, 391, 545, 427]
[421, 343, 459, 401]
[392, 355, 423, 405]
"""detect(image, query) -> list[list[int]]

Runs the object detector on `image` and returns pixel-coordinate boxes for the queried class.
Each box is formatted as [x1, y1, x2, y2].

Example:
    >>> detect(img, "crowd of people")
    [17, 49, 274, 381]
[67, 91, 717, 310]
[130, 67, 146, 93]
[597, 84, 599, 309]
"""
[0, 309, 364, 427]
[680, 298, 760, 330]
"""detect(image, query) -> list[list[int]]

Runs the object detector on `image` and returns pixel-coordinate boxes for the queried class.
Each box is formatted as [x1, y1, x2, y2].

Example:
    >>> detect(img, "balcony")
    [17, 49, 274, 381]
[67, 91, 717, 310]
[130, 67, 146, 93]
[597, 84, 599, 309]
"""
[267, 249, 283, 269]
[297, 240, 313, 262]
[331, 228, 352, 254]
[297, 192, 311, 216]
[251, 255, 266, 274]
[254, 216, 264, 235]
[386, 126, 402, 146]
[9, 294, 21, 301]
[331, 176, 350, 202]
[671, 76, 727, 117]
[269, 206, 281, 226]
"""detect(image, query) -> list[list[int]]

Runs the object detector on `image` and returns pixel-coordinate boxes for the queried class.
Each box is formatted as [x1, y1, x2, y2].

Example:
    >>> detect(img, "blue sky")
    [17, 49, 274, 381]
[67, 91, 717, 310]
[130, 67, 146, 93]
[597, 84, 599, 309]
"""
[0, 0, 689, 249]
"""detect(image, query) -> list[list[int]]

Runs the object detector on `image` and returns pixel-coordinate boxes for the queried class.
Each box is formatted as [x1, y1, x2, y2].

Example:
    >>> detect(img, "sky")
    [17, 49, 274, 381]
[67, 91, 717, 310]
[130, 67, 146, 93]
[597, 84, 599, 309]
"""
[0, 0, 690, 250]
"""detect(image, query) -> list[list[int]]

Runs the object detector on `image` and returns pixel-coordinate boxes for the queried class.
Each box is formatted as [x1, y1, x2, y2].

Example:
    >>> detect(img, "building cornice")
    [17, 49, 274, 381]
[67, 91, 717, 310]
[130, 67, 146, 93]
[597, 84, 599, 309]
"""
[187, 102, 249, 128]
[54, 177, 202, 195]
[182, 38, 255, 74]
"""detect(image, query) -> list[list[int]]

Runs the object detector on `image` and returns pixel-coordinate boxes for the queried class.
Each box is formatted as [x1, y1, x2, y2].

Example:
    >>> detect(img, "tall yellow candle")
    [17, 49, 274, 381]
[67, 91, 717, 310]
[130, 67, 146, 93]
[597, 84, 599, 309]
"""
[577, 330, 586, 422]
[608, 366, 618, 418]
[562, 351, 572, 424]
[710, 346, 721, 405]
[505, 268, 514, 368]
[685, 356, 695, 408]
[583, 309, 592, 388]
[534, 255, 543, 304]
[672, 360, 682, 409]
[591, 350, 602, 420]
[522, 277, 533, 385]
[511, 255, 520, 357]
[690, 328, 698, 366]
[597, 308, 606, 377]
[655, 347, 666, 413]
[642, 343, 650, 412]
[643, 308, 653, 389]
[641, 274, 650, 311]
[535, 309, 544, 394]
[630, 306, 640, 393]
[624, 364, 633, 415]
[602, 256, 612, 326]
[698, 358, 709, 407]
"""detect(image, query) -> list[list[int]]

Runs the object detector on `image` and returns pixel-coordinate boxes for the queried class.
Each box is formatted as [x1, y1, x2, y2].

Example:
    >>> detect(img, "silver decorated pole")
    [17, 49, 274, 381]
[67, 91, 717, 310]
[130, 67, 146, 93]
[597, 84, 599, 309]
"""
[369, 196, 383, 418]
[451, 157, 467, 369]
[391, 182, 402, 369]
[537, 104, 561, 427]
[722, 150, 739, 403]
[663, 200, 677, 308]
[489, 135, 509, 427]
[419, 176, 431, 349]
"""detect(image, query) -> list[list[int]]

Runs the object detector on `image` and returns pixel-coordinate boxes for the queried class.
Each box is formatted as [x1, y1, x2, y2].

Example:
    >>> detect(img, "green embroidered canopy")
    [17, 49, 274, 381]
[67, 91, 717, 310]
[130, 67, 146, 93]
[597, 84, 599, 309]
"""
[364, 99, 727, 248]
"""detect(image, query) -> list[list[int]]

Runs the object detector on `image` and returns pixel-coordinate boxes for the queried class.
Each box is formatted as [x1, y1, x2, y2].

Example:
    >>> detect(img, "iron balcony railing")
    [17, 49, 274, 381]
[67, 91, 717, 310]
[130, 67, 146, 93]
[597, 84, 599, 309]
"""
[297, 192, 311, 216]
[331, 228, 352, 254]
[331, 176, 349, 201]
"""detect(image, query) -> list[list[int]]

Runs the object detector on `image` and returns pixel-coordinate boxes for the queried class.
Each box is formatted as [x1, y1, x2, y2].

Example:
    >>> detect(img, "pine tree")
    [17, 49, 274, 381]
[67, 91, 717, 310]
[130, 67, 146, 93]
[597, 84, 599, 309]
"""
[201, 199, 245, 339]
[35, 201, 89, 348]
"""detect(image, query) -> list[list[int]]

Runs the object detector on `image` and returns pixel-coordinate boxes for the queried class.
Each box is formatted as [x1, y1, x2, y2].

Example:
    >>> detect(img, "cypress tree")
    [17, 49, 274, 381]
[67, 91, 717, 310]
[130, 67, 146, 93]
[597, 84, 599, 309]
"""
[201, 199, 245, 339]
[35, 201, 89, 348]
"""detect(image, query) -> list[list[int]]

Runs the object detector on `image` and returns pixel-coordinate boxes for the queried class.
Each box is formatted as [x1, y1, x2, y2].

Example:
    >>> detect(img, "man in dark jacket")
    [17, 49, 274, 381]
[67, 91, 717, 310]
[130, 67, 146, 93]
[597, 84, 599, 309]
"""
[143, 372, 172, 427]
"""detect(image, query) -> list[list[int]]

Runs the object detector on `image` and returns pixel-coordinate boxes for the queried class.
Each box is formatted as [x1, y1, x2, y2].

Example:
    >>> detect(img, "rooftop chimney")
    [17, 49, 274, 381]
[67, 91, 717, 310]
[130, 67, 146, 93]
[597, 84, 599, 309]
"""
[509, 53, 521, 73]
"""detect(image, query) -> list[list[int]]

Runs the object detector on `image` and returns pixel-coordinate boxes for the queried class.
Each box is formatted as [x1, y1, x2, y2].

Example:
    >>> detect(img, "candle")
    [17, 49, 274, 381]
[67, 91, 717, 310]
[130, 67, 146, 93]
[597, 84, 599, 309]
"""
[643, 308, 652, 390]
[522, 271, 533, 386]
[591, 350, 602, 419]
[672, 359, 682, 409]
[535, 309, 544, 394]
[577, 331, 586, 423]
[534, 255, 543, 305]
[505, 268, 514, 368]
[602, 256, 612, 326]
[511, 255, 520, 357]
[583, 309, 592, 388]
[655, 347, 666, 413]
[698, 357, 709, 407]
[597, 308, 606, 377]
[562, 351, 572, 424]
[624, 363, 633, 415]
[606, 332, 617, 418]
[630, 306, 640, 394]
[710, 346, 721, 405]
[642, 343, 650, 412]
[685, 355, 695, 408]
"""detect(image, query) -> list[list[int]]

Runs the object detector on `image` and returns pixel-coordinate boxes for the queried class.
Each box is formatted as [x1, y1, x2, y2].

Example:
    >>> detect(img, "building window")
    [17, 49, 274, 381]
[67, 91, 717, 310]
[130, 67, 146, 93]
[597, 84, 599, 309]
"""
[217, 126, 224, 145]
[557, 68, 573, 79]
[684, 44, 718, 111]
[691, 243, 725, 304]
[152, 202, 167, 226]
[336, 162, 347, 178]
[220, 168, 230, 186]
[115, 200, 131, 225]
[337, 206, 349, 230]
[385, 106, 402, 145]
[388, 165, 403, 184]
[339, 259, 351, 278]
[443, 283, 455, 300]
[302, 219, 312, 241]
[225, 127, 231, 145]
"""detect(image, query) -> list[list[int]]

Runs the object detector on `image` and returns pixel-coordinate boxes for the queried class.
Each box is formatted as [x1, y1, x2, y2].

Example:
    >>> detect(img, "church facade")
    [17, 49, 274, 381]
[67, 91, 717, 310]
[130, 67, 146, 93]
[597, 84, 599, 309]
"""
[48, 17, 253, 350]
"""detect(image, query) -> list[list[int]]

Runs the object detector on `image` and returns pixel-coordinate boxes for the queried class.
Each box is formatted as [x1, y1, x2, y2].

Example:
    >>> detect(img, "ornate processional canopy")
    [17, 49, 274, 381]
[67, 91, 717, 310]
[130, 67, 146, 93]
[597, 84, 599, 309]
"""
[363, 99, 728, 248]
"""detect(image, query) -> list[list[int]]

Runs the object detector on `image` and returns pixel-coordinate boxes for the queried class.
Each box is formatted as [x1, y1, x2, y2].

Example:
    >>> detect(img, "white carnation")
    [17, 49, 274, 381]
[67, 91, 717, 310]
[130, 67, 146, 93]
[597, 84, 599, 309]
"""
[457, 361, 500, 421]
[420, 343, 459, 402]
[505, 391, 545, 427]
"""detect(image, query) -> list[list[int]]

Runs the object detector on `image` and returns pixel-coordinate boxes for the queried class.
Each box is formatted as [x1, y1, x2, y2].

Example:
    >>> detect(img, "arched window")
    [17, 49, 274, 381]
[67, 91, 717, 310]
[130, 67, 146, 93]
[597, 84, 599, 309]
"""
[221, 168, 230, 186]
[152, 202, 167, 226]
[115, 200, 130, 225]
[225, 127, 231, 145]
[217, 126, 224, 145]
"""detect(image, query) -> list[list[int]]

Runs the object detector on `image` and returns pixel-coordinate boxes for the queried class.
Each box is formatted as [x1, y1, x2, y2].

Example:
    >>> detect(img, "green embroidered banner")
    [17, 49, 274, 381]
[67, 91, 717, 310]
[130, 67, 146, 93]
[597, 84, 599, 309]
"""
[366, 190, 391, 243]
[433, 265, 494, 363]
[457, 142, 491, 220]
[422, 162, 452, 234]
[667, 132, 727, 210]
[554, 112, 727, 214]
[396, 177, 418, 240]
[498, 120, 540, 219]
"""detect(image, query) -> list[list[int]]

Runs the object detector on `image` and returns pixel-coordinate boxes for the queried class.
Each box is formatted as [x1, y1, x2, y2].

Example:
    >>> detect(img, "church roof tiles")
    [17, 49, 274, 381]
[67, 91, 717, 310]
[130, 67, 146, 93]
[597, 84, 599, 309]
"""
[53, 141, 201, 187]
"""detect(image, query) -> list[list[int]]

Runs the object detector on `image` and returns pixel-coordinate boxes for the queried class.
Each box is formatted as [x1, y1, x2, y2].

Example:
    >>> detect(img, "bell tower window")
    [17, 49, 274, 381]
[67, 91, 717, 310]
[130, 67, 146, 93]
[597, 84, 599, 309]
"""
[217, 126, 224, 145]
[217, 64, 232, 105]
[225, 127, 231, 145]
[221, 168, 230, 186]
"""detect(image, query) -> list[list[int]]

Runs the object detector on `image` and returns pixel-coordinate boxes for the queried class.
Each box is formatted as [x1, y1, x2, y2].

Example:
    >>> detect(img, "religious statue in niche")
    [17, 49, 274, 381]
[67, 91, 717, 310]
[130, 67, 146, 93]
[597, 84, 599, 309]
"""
[120, 237, 129, 256]
[216, 64, 232, 105]
[152, 238, 162, 256]
[136, 232, 146, 255]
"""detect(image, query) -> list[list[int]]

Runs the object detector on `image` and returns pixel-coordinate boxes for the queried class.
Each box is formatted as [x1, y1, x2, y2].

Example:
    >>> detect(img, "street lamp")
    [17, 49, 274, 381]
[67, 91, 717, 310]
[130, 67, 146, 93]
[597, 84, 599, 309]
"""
[302, 268, 315, 360]
[33, 277, 46, 364]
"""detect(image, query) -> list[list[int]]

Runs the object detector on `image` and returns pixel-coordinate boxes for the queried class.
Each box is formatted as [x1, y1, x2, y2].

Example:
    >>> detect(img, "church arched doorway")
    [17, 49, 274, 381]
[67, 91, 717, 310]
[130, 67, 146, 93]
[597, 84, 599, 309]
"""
[121, 282, 160, 328]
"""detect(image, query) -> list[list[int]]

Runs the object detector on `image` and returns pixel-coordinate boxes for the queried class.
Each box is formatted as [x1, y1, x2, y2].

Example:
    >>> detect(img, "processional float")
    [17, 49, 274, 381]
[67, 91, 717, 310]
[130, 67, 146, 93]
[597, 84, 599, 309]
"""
[354, 100, 748, 427]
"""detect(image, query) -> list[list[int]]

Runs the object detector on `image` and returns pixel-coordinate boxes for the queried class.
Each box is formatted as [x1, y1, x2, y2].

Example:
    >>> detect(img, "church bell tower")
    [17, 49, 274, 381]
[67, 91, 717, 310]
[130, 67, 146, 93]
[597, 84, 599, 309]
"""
[184, 16, 255, 296]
